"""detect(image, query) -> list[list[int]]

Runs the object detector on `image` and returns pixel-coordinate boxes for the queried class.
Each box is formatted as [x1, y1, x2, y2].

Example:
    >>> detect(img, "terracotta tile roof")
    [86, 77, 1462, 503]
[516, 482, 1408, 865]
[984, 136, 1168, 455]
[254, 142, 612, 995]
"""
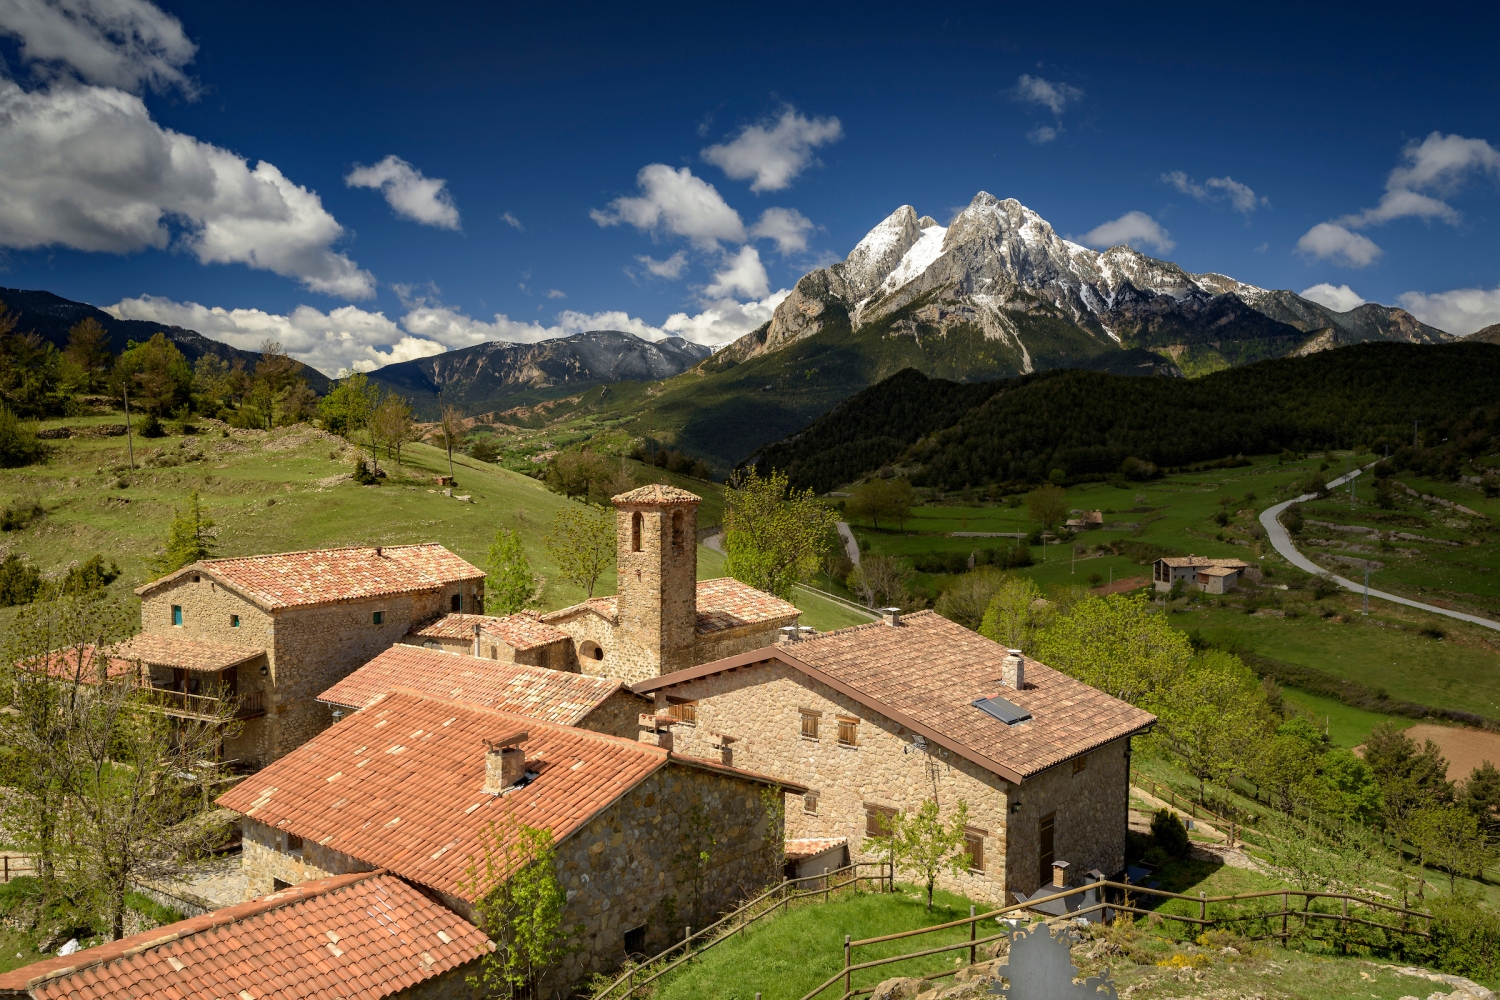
[318, 644, 636, 723]
[0, 870, 491, 1000]
[1156, 556, 1248, 569]
[633, 611, 1156, 784]
[217, 691, 672, 900]
[409, 612, 570, 651]
[695, 578, 800, 634]
[541, 595, 619, 626]
[136, 543, 484, 611]
[612, 483, 701, 505]
[113, 633, 265, 672]
[29, 644, 138, 684]
[784, 837, 847, 861]
[1197, 566, 1241, 577]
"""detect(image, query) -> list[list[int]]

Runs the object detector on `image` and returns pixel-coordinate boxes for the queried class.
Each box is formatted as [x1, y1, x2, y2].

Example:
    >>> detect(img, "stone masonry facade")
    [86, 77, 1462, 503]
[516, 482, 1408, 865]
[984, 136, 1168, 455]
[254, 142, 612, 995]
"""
[644, 659, 1130, 903]
[612, 493, 699, 681]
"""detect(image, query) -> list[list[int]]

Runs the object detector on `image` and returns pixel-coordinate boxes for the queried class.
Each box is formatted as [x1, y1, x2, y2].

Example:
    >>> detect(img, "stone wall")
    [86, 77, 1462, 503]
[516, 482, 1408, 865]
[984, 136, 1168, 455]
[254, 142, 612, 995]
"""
[694, 621, 797, 665]
[240, 817, 374, 899]
[578, 689, 653, 740]
[394, 965, 484, 1000]
[614, 498, 699, 680]
[547, 762, 781, 994]
[547, 609, 619, 679]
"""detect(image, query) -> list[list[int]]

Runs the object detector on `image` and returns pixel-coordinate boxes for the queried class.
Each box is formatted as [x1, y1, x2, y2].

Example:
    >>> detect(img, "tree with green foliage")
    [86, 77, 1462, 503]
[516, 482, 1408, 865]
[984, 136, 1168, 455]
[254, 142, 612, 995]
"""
[151, 490, 216, 576]
[486, 528, 541, 615]
[1032, 593, 1193, 706]
[933, 567, 1005, 630]
[845, 477, 915, 529]
[0, 554, 43, 607]
[56, 555, 122, 597]
[1363, 722, 1454, 848]
[1026, 483, 1067, 531]
[1412, 805, 1491, 892]
[1152, 650, 1270, 799]
[545, 449, 631, 505]
[0, 404, 46, 468]
[318, 370, 375, 438]
[1461, 762, 1500, 842]
[461, 815, 571, 999]
[373, 393, 417, 466]
[862, 798, 971, 912]
[977, 576, 1048, 652]
[723, 468, 837, 601]
[544, 504, 616, 597]
[115, 333, 192, 416]
[63, 317, 114, 392]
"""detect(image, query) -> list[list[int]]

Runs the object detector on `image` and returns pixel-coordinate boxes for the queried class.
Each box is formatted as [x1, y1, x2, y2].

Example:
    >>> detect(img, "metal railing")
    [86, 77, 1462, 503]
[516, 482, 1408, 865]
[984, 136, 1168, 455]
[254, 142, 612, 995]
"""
[592, 862, 892, 1000]
[798, 880, 1433, 1000]
[153, 688, 264, 721]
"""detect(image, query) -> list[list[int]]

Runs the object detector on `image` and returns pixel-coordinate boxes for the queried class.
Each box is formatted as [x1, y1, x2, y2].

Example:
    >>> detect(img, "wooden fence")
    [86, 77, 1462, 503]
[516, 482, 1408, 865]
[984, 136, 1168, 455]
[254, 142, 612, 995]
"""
[592, 862, 892, 1000]
[797, 879, 1433, 1000]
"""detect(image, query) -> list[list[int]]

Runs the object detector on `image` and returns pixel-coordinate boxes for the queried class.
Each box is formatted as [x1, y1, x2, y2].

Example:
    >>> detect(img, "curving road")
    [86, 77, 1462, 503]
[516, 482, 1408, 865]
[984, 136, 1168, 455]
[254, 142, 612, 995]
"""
[1259, 466, 1500, 632]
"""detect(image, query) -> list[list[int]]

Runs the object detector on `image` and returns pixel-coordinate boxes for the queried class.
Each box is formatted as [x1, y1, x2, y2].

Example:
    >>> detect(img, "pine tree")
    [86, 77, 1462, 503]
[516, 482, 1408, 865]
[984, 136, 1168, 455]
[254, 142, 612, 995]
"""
[152, 491, 216, 575]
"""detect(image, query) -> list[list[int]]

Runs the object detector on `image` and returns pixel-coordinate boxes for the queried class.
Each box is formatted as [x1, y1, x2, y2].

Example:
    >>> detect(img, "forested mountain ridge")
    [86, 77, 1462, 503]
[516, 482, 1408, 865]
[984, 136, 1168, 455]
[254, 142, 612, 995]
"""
[749, 342, 1500, 494]
[0, 287, 330, 394]
[365, 330, 711, 419]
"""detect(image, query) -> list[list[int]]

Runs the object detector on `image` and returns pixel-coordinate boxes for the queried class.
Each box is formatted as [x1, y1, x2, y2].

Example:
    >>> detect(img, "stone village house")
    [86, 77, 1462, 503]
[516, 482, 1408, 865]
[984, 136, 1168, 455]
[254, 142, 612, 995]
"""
[0, 872, 492, 1000]
[216, 689, 804, 995]
[1151, 555, 1250, 595]
[630, 609, 1156, 905]
[128, 543, 486, 766]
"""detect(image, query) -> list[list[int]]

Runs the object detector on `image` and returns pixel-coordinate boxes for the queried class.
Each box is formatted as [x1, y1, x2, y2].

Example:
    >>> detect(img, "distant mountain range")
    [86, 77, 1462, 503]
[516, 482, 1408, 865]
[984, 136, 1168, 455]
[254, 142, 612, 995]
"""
[0, 287, 331, 395]
[363, 331, 712, 420]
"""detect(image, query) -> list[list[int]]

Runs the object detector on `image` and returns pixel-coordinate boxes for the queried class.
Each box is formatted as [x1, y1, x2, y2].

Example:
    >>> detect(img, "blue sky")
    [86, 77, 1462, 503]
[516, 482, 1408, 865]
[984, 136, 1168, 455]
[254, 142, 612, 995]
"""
[2, 0, 1498, 375]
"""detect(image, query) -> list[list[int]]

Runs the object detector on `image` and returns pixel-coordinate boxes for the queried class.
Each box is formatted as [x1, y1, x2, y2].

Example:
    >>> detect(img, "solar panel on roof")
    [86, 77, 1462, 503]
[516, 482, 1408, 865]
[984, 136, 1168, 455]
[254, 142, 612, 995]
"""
[972, 695, 1032, 726]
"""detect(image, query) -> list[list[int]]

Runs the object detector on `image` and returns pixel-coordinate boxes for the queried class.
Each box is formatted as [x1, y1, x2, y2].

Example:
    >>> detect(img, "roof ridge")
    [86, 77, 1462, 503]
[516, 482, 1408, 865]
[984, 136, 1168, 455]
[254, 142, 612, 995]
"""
[0, 870, 386, 990]
[376, 687, 663, 753]
[200, 541, 441, 565]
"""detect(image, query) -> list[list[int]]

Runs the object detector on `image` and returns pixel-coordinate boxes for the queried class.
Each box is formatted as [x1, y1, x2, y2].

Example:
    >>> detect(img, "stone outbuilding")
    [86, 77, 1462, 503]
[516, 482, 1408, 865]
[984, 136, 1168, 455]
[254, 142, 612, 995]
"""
[1065, 510, 1104, 531]
[403, 611, 574, 670]
[541, 484, 802, 684]
[630, 610, 1156, 905]
[132, 543, 485, 766]
[0, 871, 491, 1000]
[1152, 555, 1249, 594]
[318, 642, 649, 739]
[216, 690, 804, 995]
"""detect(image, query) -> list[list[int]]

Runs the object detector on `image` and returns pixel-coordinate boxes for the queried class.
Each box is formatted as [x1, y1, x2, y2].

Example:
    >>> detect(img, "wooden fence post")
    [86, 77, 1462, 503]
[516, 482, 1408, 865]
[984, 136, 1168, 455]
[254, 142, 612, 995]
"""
[1199, 892, 1206, 924]
[844, 934, 852, 996]
[1281, 891, 1289, 942]
[969, 905, 977, 966]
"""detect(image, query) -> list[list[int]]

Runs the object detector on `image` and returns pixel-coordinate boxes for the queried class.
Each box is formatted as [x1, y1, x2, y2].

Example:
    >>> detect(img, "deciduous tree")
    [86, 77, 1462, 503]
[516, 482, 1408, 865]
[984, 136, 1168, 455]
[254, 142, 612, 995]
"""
[1032, 593, 1193, 706]
[63, 317, 113, 392]
[723, 468, 836, 601]
[977, 576, 1049, 652]
[461, 815, 571, 999]
[544, 505, 616, 597]
[863, 799, 971, 911]
[1026, 484, 1067, 531]
[486, 528, 542, 615]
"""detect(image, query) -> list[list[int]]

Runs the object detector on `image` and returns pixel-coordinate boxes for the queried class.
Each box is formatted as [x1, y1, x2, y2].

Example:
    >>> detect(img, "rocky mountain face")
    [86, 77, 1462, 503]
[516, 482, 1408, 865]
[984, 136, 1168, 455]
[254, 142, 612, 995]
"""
[1468, 324, 1500, 346]
[365, 330, 711, 418]
[719, 193, 1451, 372]
[0, 287, 330, 393]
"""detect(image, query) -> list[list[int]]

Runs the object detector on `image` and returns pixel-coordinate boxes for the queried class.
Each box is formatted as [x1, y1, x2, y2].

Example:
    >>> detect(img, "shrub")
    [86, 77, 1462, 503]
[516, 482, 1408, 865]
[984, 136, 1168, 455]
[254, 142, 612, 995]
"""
[136, 412, 165, 438]
[0, 554, 43, 607]
[352, 458, 380, 485]
[1282, 503, 1304, 534]
[1149, 808, 1190, 858]
[0, 405, 46, 468]
[0, 501, 44, 531]
[1417, 898, 1500, 980]
[57, 555, 121, 596]
[468, 437, 500, 463]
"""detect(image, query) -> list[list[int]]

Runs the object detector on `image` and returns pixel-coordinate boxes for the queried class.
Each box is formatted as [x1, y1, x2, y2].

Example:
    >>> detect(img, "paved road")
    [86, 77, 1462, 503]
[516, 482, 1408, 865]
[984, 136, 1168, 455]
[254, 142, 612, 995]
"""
[1259, 466, 1500, 632]
[836, 521, 861, 567]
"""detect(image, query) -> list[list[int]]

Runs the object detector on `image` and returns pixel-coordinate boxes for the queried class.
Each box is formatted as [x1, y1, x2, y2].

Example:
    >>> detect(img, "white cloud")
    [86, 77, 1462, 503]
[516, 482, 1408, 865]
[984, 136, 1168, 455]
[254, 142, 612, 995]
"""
[704, 246, 769, 299]
[663, 290, 790, 347]
[545, 289, 566, 299]
[1296, 222, 1382, 268]
[700, 107, 843, 193]
[749, 207, 814, 254]
[0, 0, 196, 94]
[1080, 211, 1174, 253]
[1027, 125, 1059, 145]
[1012, 74, 1082, 115]
[1300, 283, 1366, 313]
[636, 251, 687, 279]
[500, 211, 523, 230]
[1397, 285, 1500, 336]
[345, 155, 459, 230]
[1162, 171, 1265, 214]
[591, 164, 746, 248]
[0, 80, 374, 297]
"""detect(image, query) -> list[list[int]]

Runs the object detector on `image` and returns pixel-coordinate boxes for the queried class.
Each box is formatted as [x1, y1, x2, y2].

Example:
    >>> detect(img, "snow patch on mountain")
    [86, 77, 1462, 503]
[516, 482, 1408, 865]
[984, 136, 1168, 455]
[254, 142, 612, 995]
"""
[878, 224, 947, 298]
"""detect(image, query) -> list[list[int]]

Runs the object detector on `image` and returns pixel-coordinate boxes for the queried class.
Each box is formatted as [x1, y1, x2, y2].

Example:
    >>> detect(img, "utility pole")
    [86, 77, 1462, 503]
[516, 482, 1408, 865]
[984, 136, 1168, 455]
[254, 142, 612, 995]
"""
[1363, 565, 1370, 616]
[122, 384, 135, 471]
[1413, 420, 1419, 448]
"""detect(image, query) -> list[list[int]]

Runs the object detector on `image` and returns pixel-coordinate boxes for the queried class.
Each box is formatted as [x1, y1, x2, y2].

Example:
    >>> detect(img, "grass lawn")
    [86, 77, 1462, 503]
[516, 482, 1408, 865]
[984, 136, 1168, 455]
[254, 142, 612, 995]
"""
[1277, 689, 1414, 748]
[650, 884, 989, 1000]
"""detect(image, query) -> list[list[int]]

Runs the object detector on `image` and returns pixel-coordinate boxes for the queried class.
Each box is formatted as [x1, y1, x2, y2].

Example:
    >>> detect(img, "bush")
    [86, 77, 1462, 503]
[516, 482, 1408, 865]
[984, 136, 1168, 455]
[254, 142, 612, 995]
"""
[57, 554, 121, 596]
[0, 554, 43, 607]
[352, 458, 380, 485]
[1282, 503, 1304, 534]
[1, 500, 43, 531]
[1149, 808, 1190, 858]
[1418, 898, 1500, 980]
[468, 437, 500, 463]
[0, 405, 46, 468]
[136, 412, 165, 438]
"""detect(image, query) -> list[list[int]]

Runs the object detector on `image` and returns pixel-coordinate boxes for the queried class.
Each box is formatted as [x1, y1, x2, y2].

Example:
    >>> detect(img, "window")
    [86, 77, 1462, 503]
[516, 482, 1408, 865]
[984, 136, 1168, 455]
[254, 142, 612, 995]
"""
[837, 717, 859, 747]
[451, 593, 462, 612]
[800, 711, 820, 740]
[671, 510, 684, 553]
[372, 611, 384, 625]
[1038, 813, 1056, 887]
[580, 640, 603, 661]
[287, 833, 303, 852]
[864, 804, 898, 837]
[963, 829, 986, 872]
[1072, 754, 1088, 774]
[623, 925, 646, 958]
[171, 605, 182, 626]
[666, 699, 697, 725]
[803, 791, 819, 814]
[631, 512, 642, 552]
[230, 614, 240, 628]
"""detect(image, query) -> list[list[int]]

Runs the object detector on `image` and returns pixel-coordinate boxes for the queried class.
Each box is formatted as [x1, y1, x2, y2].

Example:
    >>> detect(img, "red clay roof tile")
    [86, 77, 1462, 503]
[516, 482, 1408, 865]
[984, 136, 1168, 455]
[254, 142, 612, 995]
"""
[543, 579, 797, 636]
[408, 612, 570, 651]
[611, 484, 701, 505]
[113, 634, 265, 673]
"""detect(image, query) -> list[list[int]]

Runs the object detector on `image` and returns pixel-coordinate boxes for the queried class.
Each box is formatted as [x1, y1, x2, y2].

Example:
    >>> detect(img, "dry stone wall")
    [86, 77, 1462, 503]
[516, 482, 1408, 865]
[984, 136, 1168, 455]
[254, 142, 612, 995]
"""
[240, 817, 374, 899]
[578, 689, 653, 740]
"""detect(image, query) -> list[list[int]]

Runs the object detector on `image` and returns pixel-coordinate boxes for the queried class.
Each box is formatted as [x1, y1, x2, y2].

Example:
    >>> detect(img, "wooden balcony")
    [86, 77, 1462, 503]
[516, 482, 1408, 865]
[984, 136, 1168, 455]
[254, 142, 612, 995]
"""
[153, 688, 265, 722]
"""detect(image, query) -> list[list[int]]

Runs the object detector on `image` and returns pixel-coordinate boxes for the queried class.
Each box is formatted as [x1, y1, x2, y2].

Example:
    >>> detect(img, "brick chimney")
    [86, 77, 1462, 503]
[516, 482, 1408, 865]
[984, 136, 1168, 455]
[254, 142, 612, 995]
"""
[1051, 860, 1069, 888]
[1002, 650, 1025, 690]
[879, 607, 902, 626]
[483, 732, 529, 793]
